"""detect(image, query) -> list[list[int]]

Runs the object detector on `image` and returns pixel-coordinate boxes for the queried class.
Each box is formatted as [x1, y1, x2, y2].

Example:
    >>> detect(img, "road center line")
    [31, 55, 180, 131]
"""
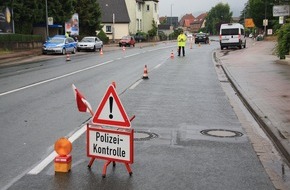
[0, 60, 113, 97]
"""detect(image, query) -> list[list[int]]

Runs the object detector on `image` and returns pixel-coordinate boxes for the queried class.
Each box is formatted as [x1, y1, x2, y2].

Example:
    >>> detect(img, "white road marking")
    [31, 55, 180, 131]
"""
[129, 80, 143, 89]
[0, 60, 113, 97]
[16, 45, 174, 175]
[28, 124, 87, 175]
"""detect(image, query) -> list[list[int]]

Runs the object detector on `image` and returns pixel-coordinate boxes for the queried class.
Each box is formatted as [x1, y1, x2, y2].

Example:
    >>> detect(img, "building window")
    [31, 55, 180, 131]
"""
[106, 25, 112, 33]
[146, 5, 149, 11]
[136, 19, 139, 31]
[140, 19, 142, 31]
[138, 3, 141, 11]
[154, 3, 157, 12]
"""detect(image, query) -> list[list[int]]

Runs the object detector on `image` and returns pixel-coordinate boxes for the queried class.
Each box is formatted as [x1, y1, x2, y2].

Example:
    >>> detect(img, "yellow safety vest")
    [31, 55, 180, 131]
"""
[177, 34, 187, 47]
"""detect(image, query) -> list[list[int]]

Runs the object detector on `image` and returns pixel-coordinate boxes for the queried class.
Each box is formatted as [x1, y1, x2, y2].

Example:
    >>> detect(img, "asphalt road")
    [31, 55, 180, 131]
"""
[0, 40, 275, 190]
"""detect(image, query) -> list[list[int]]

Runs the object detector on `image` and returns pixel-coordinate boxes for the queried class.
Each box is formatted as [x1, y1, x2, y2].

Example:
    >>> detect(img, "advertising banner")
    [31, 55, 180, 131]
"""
[273, 5, 290, 17]
[0, 7, 13, 33]
[65, 13, 79, 35]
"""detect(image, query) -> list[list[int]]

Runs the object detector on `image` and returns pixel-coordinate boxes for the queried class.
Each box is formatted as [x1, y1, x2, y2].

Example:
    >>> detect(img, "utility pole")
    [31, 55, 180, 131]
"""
[45, 0, 49, 38]
[170, 4, 173, 26]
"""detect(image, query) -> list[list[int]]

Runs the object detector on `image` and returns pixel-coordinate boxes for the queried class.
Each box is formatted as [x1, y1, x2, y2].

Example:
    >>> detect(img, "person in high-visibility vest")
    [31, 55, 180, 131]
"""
[177, 30, 187, 56]
[65, 32, 69, 38]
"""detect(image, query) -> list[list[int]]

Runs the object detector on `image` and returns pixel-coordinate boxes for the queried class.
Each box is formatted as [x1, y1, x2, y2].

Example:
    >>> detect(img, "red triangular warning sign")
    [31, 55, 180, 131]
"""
[92, 84, 131, 128]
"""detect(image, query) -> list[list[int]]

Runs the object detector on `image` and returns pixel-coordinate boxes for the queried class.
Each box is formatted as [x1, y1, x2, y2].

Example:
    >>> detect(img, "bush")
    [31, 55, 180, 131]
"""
[158, 31, 167, 41]
[0, 34, 43, 42]
[276, 23, 290, 59]
[97, 29, 109, 44]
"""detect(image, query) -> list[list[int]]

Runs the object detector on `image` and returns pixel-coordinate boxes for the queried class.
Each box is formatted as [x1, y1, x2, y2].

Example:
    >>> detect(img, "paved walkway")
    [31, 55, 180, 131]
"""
[216, 39, 290, 165]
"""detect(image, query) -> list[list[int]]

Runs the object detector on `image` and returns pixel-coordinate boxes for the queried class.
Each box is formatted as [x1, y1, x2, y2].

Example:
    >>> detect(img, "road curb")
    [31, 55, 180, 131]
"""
[213, 50, 290, 167]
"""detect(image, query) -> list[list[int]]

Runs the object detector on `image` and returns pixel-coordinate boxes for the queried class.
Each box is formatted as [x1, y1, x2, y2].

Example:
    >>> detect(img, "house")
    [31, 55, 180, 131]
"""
[97, 0, 130, 41]
[125, 0, 159, 35]
[164, 17, 179, 28]
[190, 13, 207, 33]
[97, 0, 159, 41]
[179, 14, 195, 28]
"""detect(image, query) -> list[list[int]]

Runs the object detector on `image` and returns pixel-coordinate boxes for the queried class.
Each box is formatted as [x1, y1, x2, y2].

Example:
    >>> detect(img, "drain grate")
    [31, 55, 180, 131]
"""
[201, 129, 243, 138]
[134, 131, 158, 141]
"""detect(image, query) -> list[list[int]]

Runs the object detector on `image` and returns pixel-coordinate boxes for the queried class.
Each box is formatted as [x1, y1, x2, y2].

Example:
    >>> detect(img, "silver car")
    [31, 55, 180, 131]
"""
[77, 36, 103, 52]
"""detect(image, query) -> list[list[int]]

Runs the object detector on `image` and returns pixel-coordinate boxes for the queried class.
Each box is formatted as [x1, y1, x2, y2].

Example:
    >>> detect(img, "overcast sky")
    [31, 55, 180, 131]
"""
[158, 0, 248, 18]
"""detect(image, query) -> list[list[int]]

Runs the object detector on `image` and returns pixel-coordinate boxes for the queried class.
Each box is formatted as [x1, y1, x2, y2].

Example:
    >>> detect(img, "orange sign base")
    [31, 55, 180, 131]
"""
[54, 155, 72, 173]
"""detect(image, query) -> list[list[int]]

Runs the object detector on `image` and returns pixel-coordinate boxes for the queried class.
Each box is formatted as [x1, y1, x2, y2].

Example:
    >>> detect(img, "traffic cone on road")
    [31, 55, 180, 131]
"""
[198, 43, 201, 47]
[142, 65, 149, 79]
[66, 53, 71, 61]
[100, 48, 103, 55]
[170, 50, 174, 59]
[122, 46, 126, 51]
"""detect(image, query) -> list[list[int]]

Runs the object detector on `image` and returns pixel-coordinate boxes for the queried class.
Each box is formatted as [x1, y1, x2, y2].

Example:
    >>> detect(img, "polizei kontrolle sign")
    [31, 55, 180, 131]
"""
[87, 125, 134, 163]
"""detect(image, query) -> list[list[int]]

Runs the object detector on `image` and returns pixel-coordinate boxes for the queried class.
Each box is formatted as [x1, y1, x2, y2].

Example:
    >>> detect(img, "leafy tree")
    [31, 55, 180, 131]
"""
[74, 0, 102, 35]
[247, 0, 275, 31]
[1, 0, 101, 36]
[148, 19, 157, 37]
[205, 3, 233, 35]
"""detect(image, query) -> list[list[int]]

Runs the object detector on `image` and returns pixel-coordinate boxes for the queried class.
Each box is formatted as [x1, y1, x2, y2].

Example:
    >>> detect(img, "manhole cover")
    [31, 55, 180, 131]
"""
[200, 129, 243, 138]
[134, 131, 158, 141]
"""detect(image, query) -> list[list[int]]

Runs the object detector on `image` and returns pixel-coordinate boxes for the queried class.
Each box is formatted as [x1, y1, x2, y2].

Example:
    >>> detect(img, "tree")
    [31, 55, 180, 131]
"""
[2, 0, 101, 36]
[247, 0, 275, 31]
[205, 3, 233, 35]
[74, 0, 102, 35]
[148, 19, 157, 37]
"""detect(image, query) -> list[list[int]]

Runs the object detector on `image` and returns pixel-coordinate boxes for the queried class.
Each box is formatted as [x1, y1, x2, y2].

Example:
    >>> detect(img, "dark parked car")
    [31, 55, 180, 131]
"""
[195, 33, 209, 44]
[134, 33, 147, 42]
[119, 36, 136, 47]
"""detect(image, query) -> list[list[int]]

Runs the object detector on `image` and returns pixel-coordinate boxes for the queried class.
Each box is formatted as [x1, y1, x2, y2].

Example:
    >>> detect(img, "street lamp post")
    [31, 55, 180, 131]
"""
[264, 0, 267, 36]
[45, 0, 49, 38]
[112, 13, 115, 43]
[170, 4, 173, 26]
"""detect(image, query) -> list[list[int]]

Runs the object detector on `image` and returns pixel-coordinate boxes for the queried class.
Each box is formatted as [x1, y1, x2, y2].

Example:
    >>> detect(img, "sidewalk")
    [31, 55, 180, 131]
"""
[216, 39, 290, 165]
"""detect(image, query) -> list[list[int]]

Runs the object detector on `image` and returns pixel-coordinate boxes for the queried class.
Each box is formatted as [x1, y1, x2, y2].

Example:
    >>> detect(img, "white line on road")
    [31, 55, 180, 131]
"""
[28, 124, 87, 175]
[129, 79, 143, 89]
[0, 60, 113, 97]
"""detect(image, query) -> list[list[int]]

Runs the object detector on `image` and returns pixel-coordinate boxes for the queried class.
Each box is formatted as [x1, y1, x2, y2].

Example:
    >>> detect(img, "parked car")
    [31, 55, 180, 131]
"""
[195, 33, 209, 44]
[42, 35, 77, 55]
[134, 33, 147, 42]
[119, 36, 135, 47]
[77, 36, 103, 52]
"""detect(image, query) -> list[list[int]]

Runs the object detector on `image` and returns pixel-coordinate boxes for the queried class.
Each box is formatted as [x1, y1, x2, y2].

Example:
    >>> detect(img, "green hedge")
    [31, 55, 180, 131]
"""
[0, 34, 43, 43]
[276, 22, 290, 59]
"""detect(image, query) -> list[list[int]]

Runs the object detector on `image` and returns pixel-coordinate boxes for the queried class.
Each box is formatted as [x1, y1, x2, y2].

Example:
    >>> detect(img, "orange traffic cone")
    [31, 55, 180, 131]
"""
[198, 43, 201, 47]
[66, 53, 71, 61]
[170, 50, 174, 59]
[100, 48, 103, 55]
[142, 65, 149, 79]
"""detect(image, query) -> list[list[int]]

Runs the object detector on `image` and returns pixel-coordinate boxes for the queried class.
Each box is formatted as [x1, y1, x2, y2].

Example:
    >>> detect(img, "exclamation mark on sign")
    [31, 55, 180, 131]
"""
[109, 96, 113, 119]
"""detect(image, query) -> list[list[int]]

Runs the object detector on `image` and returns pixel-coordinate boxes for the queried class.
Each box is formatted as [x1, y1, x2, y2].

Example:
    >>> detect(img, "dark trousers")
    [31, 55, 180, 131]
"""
[178, 46, 185, 56]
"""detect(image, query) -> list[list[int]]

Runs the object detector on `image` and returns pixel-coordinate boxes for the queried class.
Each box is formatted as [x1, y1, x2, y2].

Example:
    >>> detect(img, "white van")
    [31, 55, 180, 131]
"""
[220, 23, 246, 50]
